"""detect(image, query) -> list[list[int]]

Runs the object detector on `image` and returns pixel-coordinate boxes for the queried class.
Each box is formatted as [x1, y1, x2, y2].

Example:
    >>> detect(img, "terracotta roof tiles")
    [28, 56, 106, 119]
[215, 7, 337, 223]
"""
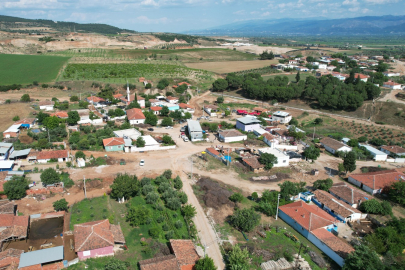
[0, 248, 23, 270]
[381, 145, 405, 154]
[74, 219, 115, 252]
[0, 200, 15, 214]
[320, 137, 348, 151]
[150, 106, 163, 111]
[103, 137, 125, 147]
[170, 240, 200, 267]
[242, 156, 264, 170]
[314, 190, 361, 218]
[206, 148, 220, 156]
[139, 255, 180, 270]
[218, 129, 244, 138]
[349, 169, 405, 191]
[36, 150, 68, 160]
[126, 108, 145, 120]
[311, 228, 354, 257]
[329, 182, 371, 205]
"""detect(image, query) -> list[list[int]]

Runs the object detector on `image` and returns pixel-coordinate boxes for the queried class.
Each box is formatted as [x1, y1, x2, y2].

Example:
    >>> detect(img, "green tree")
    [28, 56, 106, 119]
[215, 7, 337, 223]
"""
[343, 245, 383, 270]
[104, 258, 128, 270]
[347, 139, 359, 147]
[126, 205, 151, 226]
[43, 116, 60, 129]
[181, 204, 197, 219]
[313, 178, 333, 191]
[279, 181, 306, 200]
[358, 136, 368, 143]
[227, 245, 250, 270]
[110, 174, 140, 200]
[295, 71, 300, 82]
[136, 137, 146, 147]
[230, 208, 260, 232]
[161, 117, 173, 126]
[360, 199, 392, 215]
[195, 256, 217, 270]
[343, 151, 357, 173]
[289, 117, 298, 126]
[313, 118, 323, 125]
[303, 146, 320, 162]
[145, 83, 152, 89]
[70, 96, 79, 102]
[229, 193, 244, 203]
[212, 79, 228, 92]
[258, 153, 278, 170]
[40, 168, 60, 186]
[388, 181, 405, 206]
[251, 192, 259, 201]
[144, 112, 158, 126]
[20, 94, 30, 102]
[176, 84, 188, 94]
[162, 135, 175, 145]
[75, 151, 86, 159]
[3, 176, 29, 200]
[216, 96, 224, 104]
[67, 111, 80, 125]
[157, 78, 170, 90]
[184, 112, 192, 119]
[161, 106, 170, 116]
[53, 198, 68, 211]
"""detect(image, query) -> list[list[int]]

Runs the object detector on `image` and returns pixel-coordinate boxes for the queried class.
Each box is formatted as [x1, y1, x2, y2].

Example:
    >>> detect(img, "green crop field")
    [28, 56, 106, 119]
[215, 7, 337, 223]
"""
[60, 62, 213, 82]
[0, 54, 69, 85]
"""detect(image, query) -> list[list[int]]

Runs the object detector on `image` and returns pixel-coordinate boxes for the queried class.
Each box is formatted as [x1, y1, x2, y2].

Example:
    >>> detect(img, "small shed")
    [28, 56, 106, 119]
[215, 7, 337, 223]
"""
[18, 246, 64, 269]
[0, 161, 14, 172]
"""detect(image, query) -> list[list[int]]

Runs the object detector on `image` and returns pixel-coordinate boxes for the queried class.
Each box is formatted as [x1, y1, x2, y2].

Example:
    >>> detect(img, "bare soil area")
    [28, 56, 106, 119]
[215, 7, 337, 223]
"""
[0, 103, 34, 132]
[185, 60, 277, 73]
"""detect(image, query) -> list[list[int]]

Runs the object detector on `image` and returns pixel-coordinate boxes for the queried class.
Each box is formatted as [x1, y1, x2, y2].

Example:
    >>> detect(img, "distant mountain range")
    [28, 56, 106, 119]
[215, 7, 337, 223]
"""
[185, 15, 405, 36]
[0, 15, 136, 35]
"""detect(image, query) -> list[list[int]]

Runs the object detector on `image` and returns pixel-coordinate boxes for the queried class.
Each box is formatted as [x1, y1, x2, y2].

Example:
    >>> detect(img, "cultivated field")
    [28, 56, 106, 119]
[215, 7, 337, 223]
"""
[0, 103, 34, 132]
[185, 59, 277, 73]
[0, 54, 69, 85]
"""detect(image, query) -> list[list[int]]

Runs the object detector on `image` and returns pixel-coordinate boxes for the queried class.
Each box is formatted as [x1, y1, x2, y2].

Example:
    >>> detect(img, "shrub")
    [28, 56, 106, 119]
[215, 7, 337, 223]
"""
[178, 191, 188, 204]
[145, 192, 159, 204]
[142, 185, 155, 195]
[53, 199, 68, 211]
[174, 220, 183, 229]
[162, 224, 169, 231]
[12, 116, 20, 121]
[140, 177, 152, 186]
[149, 227, 160, 238]
[158, 182, 171, 193]
[165, 230, 174, 240]
[166, 197, 181, 210]
[229, 192, 244, 203]
[156, 216, 165, 223]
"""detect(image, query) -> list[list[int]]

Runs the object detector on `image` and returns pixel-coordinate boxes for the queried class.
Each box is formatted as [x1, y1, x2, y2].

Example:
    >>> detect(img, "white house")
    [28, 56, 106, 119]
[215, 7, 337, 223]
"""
[359, 144, 387, 161]
[39, 100, 54, 111]
[253, 128, 268, 137]
[320, 137, 352, 154]
[36, 150, 69, 163]
[383, 72, 400, 77]
[262, 133, 279, 147]
[166, 96, 179, 104]
[75, 109, 90, 121]
[295, 66, 309, 72]
[380, 145, 405, 157]
[270, 111, 292, 124]
[187, 120, 204, 142]
[258, 146, 290, 167]
[113, 128, 142, 141]
[126, 108, 145, 125]
[383, 81, 402, 90]
[218, 129, 247, 143]
[288, 59, 298, 65]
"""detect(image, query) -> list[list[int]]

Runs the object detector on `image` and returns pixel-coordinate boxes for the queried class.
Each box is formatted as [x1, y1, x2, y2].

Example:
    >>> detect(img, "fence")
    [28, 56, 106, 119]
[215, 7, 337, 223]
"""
[127, 145, 176, 153]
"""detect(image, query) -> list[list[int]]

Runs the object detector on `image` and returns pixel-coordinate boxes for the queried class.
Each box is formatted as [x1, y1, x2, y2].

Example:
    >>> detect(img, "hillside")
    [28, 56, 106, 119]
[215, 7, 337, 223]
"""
[186, 15, 405, 36]
[0, 15, 135, 35]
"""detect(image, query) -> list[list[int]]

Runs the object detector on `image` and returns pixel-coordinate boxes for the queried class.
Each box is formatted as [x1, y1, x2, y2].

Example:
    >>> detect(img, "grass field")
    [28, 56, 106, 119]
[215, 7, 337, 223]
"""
[47, 48, 258, 63]
[185, 60, 277, 74]
[0, 103, 34, 132]
[0, 54, 69, 85]
[70, 196, 112, 230]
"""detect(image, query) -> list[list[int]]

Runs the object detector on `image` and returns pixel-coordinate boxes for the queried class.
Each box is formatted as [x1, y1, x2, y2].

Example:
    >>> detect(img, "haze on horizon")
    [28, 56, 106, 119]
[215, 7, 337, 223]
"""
[0, 0, 404, 33]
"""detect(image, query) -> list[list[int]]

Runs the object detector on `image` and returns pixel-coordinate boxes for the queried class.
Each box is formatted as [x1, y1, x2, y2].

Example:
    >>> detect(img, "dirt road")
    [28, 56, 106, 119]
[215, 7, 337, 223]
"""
[378, 89, 405, 105]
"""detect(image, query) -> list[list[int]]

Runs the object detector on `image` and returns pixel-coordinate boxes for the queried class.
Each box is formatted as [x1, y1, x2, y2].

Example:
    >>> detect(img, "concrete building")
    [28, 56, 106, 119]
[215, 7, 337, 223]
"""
[320, 137, 352, 155]
[103, 137, 125, 152]
[380, 145, 405, 157]
[36, 150, 69, 163]
[235, 117, 261, 132]
[187, 120, 203, 142]
[126, 108, 145, 125]
[113, 128, 142, 141]
[218, 129, 247, 143]
[258, 147, 290, 167]
[359, 144, 387, 161]
[329, 182, 371, 209]
[2, 125, 21, 139]
[0, 143, 14, 160]
[203, 105, 219, 117]
[348, 169, 405, 194]
[38, 100, 54, 111]
[270, 111, 292, 124]
[262, 133, 279, 147]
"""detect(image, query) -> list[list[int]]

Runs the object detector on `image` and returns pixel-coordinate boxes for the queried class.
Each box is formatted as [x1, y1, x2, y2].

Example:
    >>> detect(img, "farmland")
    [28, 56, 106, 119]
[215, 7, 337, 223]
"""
[0, 103, 33, 134]
[47, 48, 259, 63]
[185, 59, 277, 74]
[0, 54, 69, 85]
[60, 62, 214, 83]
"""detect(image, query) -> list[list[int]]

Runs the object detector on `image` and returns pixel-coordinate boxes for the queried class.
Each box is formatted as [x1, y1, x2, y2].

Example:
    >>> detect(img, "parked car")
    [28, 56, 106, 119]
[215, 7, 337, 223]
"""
[180, 126, 186, 132]
[148, 128, 154, 131]
[183, 137, 189, 142]
[165, 126, 173, 129]
[139, 159, 145, 166]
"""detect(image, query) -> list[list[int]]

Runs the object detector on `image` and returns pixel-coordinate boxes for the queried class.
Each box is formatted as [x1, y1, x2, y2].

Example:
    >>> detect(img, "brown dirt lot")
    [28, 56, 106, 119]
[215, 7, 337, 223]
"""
[185, 60, 277, 73]
[0, 103, 34, 133]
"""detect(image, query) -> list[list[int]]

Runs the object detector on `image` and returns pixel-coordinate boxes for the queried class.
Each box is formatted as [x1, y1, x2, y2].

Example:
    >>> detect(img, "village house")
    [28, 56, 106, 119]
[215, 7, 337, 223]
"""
[50, 111, 69, 119]
[279, 201, 354, 267]
[2, 125, 21, 139]
[149, 106, 162, 115]
[235, 116, 261, 132]
[295, 66, 309, 72]
[383, 72, 401, 77]
[380, 145, 405, 157]
[328, 182, 371, 209]
[206, 147, 221, 159]
[0, 161, 14, 172]
[178, 103, 195, 114]
[0, 200, 15, 215]
[138, 239, 199, 270]
[312, 190, 366, 222]
[218, 129, 247, 143]
[0, 248, 24, 270]
[270, 111, 292, 124]
[273, 129, 292, 141]
[103, 137, 125, 152]
[204, 105, 219, 117]
[166, 96, 179, 104]
[242, 156, 265, 173]
[39, 100, 54, 111]
[36, 150, 69, 163]
[120, 94, 145, 108]
[383, 81, 402, 90]
[359, 144, 387, 161]
[263, 133, 279, 147]
[353, 73, 369, 82]
[348, 169, 405, 194]
[74, 219, 125, 260]
[14, 118, 35, 128]
[126, 135, 160, 152]
[187, 120, 203, 142]
[258, 147, 290, 167]
[126, 108, 146, 125]
[113, 128, 141, 141]
[0, 213, 29, 244]
[320, 137, 352, 155]
[86, 96, 106, 105]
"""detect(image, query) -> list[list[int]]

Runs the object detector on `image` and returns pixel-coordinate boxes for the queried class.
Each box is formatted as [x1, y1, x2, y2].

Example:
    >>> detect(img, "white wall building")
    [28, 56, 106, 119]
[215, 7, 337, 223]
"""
[270, 111, 292, 124]
[258, 146, 290, 167]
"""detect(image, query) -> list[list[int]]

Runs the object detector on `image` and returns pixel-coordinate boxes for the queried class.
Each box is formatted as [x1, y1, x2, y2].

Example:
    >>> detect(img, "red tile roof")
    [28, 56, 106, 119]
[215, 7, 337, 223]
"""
[50, 111, 68, 118]
[14, 118, 35, 125]
[36, 150, 68, 160]
[166, 96, 178, 100]
[103, 137, 125, 147]
[354, 73, 369, 79]
[139, 255, 180, 270]
[279, 201, 336, 231]
[0, 214, 29, 228]
[0, 200, 15, 214]
[113, 94, 123, 99]
[126, 108, 145, 120]
[349, 169, 405, 191]
[150, 106, 162, 111]
[263, 133, 276, 141]
[178, 82, 191, 86]
[178, 103, 193, 109]
[170, 240, 199, 267]
[20, 264, 42, 270]
[384, 81, 401, 86]
[74, 219, 114, 252]
[320, 137, 348, 151]
[87, 96, 105, 103]
[0, 248, 23, 270]
[206, 148, 220, 156]
[329, 182, 371, 205]
[311, 228, 354, 257]
[381, 145, 405, 154]
[314, 190, 361, 218]
[242, 156, 264, 170]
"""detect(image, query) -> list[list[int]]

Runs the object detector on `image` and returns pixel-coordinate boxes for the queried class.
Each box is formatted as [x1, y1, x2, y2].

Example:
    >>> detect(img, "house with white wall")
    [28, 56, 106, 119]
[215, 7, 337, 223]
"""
[218, 129, 247, 143]
[258, 147, 289, 167]
[380, 145, 405, 157]
[36, 150, 69, 163]
[328, 182, 371, 209]
[126, 108, 145, 125]
[235, 117, 261, 132]
[270, 111, 292, 124]
[383, 81, 402, 90]
[320, 137, 352, 155]
[348, 169, 405, 194]
[359, 144, 387, 161]
[39, 100, 54, 111]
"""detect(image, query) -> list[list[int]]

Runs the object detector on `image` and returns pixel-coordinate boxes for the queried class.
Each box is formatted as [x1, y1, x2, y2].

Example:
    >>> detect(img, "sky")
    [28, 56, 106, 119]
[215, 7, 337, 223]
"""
[0, 0, 404, 32]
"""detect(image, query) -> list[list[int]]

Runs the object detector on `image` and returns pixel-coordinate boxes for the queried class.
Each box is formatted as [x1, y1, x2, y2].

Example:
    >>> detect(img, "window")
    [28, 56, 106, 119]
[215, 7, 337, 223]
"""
[83, 250, 91, 256]
[283, 160, 286, 163]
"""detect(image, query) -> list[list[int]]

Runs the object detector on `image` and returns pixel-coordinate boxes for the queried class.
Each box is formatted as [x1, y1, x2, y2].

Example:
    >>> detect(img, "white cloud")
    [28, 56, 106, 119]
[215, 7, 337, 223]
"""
[364, 0, 398, 3]
[342, 0, 358, 5]
[141, 0, 158, 6]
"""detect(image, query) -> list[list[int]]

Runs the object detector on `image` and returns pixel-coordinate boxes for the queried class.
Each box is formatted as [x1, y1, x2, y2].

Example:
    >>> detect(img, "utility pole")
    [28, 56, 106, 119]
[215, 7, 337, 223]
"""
[294, 243, 304, 270]
[312, 126, 315, 141]
[275, 193, 281, 220]
[83, 176, 87, 199]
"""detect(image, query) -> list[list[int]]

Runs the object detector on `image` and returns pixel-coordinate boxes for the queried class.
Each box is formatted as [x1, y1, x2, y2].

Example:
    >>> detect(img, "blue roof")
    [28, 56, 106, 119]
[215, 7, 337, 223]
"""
[19, 246, 64, 268]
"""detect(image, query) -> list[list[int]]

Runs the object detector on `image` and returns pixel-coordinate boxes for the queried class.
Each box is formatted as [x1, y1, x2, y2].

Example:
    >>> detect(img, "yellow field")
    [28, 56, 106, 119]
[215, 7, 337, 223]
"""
[185, 59, 277, 73]
[0, 103, 34, 133]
